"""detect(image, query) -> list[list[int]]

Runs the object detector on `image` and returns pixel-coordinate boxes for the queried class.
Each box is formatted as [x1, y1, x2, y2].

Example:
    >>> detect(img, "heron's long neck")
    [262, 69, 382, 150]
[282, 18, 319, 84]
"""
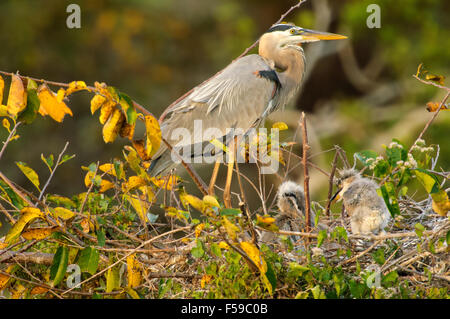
[260, 45, 305, 103]
[274, 47, 305, 88]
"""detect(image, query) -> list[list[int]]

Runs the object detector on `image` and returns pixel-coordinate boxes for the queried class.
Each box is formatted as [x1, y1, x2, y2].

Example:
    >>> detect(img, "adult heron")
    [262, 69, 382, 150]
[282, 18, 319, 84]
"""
[150, 23, 346, 203]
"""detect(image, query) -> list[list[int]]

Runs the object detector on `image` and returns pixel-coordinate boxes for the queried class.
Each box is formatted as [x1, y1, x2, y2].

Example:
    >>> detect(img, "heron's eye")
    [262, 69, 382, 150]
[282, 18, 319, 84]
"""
[290, 29, 296, 34]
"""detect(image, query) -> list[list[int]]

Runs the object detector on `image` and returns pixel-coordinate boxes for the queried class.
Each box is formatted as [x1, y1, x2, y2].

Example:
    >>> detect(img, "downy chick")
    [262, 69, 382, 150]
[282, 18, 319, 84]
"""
[333, 169, 391, 235]
[261, 181, 313, 244]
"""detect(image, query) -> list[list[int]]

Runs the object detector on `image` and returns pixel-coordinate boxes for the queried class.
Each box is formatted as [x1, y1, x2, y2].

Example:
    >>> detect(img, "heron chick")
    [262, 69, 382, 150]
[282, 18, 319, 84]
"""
[261, 181, 313, 244]
[333, 169, 391, 235]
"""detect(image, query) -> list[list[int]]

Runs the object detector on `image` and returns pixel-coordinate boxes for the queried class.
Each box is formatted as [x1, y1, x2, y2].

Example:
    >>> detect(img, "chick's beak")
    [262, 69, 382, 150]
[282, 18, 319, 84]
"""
[299, 28, 347, 42]
[330, 187, 343, 202]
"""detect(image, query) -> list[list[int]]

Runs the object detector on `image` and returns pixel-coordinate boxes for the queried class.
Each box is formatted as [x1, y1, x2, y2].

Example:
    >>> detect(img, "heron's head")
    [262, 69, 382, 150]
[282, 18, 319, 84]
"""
[331, 169, 361, 202]
[261, 23, 347, 50]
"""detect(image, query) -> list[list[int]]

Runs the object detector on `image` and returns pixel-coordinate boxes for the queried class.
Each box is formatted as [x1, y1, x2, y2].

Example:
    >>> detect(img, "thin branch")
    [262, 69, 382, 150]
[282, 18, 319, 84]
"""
[38, 141, 70, 201]
[0, 121, 21, 161]
[324, 147, 339, 217]
[300, 112, 311, 238]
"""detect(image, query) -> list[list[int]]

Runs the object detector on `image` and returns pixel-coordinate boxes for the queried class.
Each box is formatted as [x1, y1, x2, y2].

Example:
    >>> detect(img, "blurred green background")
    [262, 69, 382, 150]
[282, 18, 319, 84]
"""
[0, 0, 449, 222]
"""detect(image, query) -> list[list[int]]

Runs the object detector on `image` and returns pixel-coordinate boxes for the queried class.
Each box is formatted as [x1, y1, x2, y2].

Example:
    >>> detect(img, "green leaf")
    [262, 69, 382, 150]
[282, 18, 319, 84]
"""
[119, 92, 137, 125]
[60, 154, 75, 165]
[50, 246, 69, 287]
[0, 179, 25, 210]
[17, 84, 40, 124]
[372, 248, 386, 265]
[317, 230, 327, 248]
[446, 230, 450, 246]
[380, 183, 400, 217]
[210, 243, 222, 257]
[414, 169, 440, 194]
[77, 246, 100, 275]
[355, 150, 377, 166]
[415, 223, 425, 238]
[16, 161, 40, 191]
[265, 261, 277, 293]
[191, 239, 204, 258]
[373, 159, 389, 178]
[219, 208, 241, 216]
[382, 271, 399, 287]
[41, 154, 54, 172]
[106, 266, 120, 293]
[96, 229, 106, 247]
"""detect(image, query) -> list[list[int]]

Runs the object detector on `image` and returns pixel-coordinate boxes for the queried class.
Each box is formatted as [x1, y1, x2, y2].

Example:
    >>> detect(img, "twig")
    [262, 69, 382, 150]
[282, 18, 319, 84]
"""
[324, 147, 339, 217]
[0, 250, 53, 265]
[337, 240, 382, 267]
[161, 137, 208, 196]
[300, 113, 312, 239]
[0, 121, 21, 160]
[38, 142, 70, 201]
[61, 225, 193, 295]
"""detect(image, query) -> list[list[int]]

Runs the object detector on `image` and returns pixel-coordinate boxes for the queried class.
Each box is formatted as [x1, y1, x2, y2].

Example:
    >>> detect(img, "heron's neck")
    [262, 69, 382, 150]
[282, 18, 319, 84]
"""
[274, 47, 305, 83]
[259, 44, 305, 88]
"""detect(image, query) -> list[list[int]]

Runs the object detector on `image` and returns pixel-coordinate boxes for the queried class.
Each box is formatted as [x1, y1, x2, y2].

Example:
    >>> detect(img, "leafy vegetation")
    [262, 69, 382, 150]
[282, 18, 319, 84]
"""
[0, 1, 449, 299]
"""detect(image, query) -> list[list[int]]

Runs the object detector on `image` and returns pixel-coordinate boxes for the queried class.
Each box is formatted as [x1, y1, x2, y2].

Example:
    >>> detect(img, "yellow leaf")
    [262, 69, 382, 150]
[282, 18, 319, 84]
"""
[2, 118, 10, 131]
[203, 195, 220, 208]
[195, 223, 205, 237]
[431, 191, 450, 217]
[425, 74, 445, 85]
[84, 171, 95, 187]
[272, 121, 288, 131]
[99, 179, 115, 193]
[218, 241, 230, 250]
[102, 108, 124, 143]
[53, 207, 75, 220]
[106, 267, 120, 293]
[222, 216, 240, 241]
[127, 288, 141, 299]
[132, 139, 150, 161]
[150, 175, 179, 190]
[144, 115, 162, 158]
[200, 274, 212, 288]
[119, 122, 135, 140]
[16, 161, 40, 191]
[240, 241, 267, 273]
[0, 265, 14, 290]
[90, 94, 107, 114]
[99, 101, 116, 125]
[22, 226, 59, 240]
[256, 214, 275, 225]
[7, 74, 27, 116]
[11, 283, 27, 299]
[426, 101, 448, 112]
[123, 176, 147, 192]
[99, 163, 115, 176]
[5, 207, 44, 244]
[180, 193, 204, 212]
[37, 84, 73, 122]
[65, 81, 88, 96]
[80, 217, 93, 233]
[126, 194, 149, 223]
[0, 75, 4, 105]
[30, 286, 49, 295]
[56, 88, 65, 103]
[126, 254, 142, 288]
[0, 104, 7, 117]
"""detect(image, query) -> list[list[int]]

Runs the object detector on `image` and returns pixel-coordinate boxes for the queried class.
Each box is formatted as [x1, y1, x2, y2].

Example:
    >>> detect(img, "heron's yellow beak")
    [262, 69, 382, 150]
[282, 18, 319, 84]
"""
[298, 28, 347, 42]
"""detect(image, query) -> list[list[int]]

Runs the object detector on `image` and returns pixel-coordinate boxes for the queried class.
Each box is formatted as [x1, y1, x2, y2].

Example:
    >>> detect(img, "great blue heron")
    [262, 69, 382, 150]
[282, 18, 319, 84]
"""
[332, 169, 391, 235]
[149, 23, 347, 177]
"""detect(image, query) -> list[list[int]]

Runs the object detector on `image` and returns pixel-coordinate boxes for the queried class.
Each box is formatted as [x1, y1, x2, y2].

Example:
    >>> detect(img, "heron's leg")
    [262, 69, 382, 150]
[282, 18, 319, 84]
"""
[208, 158, 221, 196]
[223, 138, 236, 208]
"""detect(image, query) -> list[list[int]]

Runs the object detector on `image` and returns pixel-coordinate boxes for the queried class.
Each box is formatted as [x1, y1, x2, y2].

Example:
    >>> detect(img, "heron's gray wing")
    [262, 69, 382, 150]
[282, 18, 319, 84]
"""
[160, 54, 280, 150]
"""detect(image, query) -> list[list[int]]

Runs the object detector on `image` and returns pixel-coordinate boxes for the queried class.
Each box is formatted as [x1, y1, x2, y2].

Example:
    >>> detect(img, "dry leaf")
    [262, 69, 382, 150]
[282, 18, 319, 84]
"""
[7, 74, 27, 116]
[37, 84, 73, 122]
